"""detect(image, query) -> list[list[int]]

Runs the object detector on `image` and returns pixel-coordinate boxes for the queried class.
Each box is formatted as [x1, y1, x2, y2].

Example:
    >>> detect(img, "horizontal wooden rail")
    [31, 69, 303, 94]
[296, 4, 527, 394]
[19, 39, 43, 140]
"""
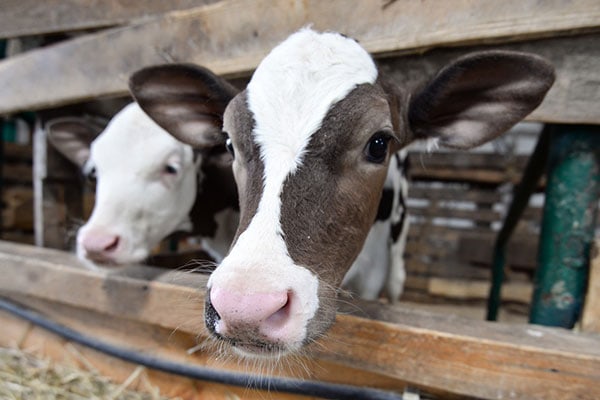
[0, 0, 599, 118]
[0, 0, 217, 39]
[0, 241, 599, 399]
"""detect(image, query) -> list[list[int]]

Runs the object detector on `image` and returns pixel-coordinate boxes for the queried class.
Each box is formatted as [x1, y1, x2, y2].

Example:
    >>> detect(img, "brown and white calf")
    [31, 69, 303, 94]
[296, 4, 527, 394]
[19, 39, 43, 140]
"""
[47, 103, 238, 267]
[130, 29, 554, 357]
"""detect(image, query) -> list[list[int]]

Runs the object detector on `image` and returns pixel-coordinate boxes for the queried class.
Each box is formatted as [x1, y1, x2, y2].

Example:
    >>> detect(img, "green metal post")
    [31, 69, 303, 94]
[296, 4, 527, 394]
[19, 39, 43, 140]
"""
[486, 126, 551, 321]
[530, 125, 600, 327]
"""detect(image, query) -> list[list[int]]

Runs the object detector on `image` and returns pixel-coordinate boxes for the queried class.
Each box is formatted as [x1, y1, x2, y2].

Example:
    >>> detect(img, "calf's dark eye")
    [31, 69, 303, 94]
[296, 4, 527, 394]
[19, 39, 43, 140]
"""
[164, 165, 178, 175]
[225, 137, 235, 158]
[86, 167, 97, 182]
[365, 133, 392, 163]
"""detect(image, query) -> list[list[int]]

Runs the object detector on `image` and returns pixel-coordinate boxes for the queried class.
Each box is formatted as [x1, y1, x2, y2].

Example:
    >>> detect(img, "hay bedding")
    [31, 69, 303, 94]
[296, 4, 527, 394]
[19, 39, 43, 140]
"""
[0, 347, 174, 400]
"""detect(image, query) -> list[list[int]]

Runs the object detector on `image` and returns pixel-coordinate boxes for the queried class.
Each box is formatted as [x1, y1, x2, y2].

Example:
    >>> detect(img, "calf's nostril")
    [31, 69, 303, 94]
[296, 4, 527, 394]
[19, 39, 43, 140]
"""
[204, 294, 221, 333]
[104, 236, 119, 252]
[81, 231, 120, 255]
[264, 292, 292, 329]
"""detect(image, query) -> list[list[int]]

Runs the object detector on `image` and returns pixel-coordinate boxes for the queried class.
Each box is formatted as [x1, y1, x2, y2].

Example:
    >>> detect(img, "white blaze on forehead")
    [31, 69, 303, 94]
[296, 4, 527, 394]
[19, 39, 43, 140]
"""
[209, 29, 378, 345]
[248, 28, 378, 173]
[245, 28, 377, 265]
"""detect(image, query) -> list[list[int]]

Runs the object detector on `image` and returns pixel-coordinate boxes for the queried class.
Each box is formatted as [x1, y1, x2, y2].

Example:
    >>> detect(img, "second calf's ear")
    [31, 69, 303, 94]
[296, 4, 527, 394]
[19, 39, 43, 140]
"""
[46, 116, 104, 167]
[129, 64, 239, 149]
[407, 50, 555, 149]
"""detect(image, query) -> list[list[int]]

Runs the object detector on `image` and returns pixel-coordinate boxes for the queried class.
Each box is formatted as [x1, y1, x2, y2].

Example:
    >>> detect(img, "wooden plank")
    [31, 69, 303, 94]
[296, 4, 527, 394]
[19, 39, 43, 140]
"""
[380, 32, 600, 126]
[408, 223, 493, 236]
[428, 277, 532, 303]
[0, 0, 219, 39]
[409, 206, 503, 223]
[32, 122, 84, 248]
[458, 234, 539, 270]
[408, 152, 529, 171]
[1, 163, 32, 183]
[393, 300, 528, 325]
[0, 0, 599, 115]
[0, 241, 600, 399]
[1, 187, 34, 230]
[408, 185, 502, 204]
[581, 239, 600, 333]
[405, 259, 491, 281]
[410, 203, 541, 223]
[2, 142, 32, 162]
[409, 165, 515, 185]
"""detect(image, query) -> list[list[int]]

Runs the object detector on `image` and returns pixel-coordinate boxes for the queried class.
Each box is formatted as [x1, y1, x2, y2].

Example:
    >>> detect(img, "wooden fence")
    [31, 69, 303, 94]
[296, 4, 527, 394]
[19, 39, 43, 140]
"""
[1, 241, 599, 399]
[1, 1, 599, 398]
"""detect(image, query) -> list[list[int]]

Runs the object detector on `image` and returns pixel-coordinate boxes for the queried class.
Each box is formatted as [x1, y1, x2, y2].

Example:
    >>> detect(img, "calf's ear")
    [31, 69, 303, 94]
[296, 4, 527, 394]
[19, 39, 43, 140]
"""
[46, 116, 105, 167]
[407, 51, 555, 149]
[129, 64, 239, 149]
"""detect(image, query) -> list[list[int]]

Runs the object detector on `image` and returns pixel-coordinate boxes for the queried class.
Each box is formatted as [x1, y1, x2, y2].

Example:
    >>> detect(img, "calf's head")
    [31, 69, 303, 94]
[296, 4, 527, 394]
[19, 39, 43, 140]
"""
[130, 29, 554, 357]
[47, 103, 202, 266]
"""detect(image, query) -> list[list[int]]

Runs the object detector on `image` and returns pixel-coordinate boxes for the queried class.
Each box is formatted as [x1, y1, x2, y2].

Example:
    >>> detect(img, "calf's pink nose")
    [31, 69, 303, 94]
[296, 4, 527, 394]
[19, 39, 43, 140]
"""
[81, 230, 120, 254]
[209, 287, 291, 332]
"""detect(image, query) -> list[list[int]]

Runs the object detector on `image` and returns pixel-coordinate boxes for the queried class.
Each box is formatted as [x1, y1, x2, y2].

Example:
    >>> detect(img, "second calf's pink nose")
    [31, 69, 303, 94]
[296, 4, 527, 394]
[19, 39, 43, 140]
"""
[209, 287, 291, 333]
[81, 230, 120, 254]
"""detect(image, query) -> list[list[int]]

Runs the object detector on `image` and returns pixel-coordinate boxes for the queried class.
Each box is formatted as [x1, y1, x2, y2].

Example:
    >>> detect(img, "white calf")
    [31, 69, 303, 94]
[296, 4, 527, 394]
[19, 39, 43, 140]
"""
[47, 102, 238, 267]
[130, 28, 554, 357]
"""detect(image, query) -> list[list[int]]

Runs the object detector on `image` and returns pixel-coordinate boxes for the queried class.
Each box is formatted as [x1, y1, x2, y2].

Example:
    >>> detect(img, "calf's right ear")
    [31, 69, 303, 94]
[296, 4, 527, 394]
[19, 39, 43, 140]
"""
[407, 50, 555, 149]
[129, 64, 239, 149]
[46, 116, 104, 167]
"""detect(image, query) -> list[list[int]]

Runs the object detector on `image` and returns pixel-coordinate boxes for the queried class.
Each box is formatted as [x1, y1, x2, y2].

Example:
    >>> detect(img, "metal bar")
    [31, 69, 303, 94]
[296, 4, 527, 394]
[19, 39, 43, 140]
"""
[486, 126, 551, 321]
[530, 125, 600, 327]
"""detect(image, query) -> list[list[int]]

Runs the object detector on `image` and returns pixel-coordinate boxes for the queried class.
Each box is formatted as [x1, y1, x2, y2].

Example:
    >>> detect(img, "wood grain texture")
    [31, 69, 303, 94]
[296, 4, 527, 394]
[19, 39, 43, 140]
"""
[581, 240, 600, 333]
[0, 0, 219, 39]
[0, 241, 599, 399]
[427, 277, 532, 303]
[0, 0, 599, 116]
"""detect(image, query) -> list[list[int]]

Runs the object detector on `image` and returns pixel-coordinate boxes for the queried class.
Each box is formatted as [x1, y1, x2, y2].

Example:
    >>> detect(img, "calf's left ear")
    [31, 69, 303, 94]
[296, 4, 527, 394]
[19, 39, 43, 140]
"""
[129, 64, 239, 149]
[407, 51, 555, 149]
[46, 116, 105, 167]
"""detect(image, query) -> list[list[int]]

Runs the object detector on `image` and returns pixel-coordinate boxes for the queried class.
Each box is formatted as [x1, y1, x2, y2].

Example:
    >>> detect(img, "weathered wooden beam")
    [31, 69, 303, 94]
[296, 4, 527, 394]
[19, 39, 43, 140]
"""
[0, 241, 599, 399]
[378, 33, 600, 126]
[0, 0, 599, 117]
[0, 0, 219, 39]
[32, 121, 84, 249]
[427, 277, 533, 303]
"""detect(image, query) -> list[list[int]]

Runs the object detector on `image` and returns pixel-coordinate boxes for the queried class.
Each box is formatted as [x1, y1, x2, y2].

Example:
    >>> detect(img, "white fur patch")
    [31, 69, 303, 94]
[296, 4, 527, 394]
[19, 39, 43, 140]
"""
[426, 137, 440, 153]
[209, 29, 378, 345]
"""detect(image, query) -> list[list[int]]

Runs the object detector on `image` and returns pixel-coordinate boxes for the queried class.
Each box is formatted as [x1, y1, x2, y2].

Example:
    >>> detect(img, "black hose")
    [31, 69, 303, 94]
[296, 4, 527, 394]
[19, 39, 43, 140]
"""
[0, 297, 403, 400]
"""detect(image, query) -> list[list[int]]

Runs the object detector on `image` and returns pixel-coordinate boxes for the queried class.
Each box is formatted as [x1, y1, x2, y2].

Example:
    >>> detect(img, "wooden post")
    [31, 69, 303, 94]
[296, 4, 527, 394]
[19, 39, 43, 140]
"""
[581, 239, 600, 333]
[33, 119, 84, 249]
